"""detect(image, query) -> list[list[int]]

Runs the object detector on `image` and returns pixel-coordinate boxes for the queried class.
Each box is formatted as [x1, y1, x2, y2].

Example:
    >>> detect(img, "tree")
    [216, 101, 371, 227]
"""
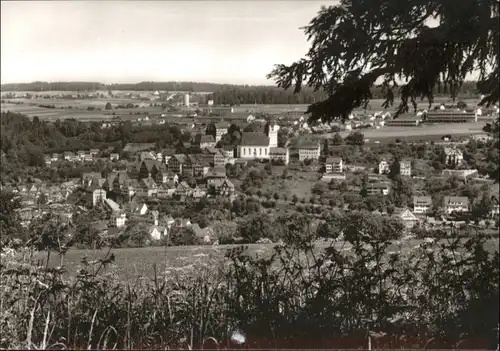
[205, 122, 216, 138]
[277, 127, 288, 147]
[345, 131, 364, 145]
[457, 100, 467, 109]
[268, 1, 499, 123]
[105, 102, 113, 110]
[388, 158, 401, 180]
[323, 139, 329, 155]
[237, 213, 275, 243]
[332, 133, 344, 145]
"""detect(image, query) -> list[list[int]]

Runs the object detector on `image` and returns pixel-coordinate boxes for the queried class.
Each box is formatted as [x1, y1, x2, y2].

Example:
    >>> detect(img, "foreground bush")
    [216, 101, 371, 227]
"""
[0, 228, 498, 349]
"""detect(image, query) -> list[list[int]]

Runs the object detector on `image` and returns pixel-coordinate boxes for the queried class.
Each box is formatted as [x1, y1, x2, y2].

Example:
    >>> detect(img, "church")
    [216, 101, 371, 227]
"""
[237, 121, 280, 160]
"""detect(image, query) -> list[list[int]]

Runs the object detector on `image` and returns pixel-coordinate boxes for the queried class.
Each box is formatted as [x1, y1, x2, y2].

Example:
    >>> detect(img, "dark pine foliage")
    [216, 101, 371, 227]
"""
[268, 0, 499, 122]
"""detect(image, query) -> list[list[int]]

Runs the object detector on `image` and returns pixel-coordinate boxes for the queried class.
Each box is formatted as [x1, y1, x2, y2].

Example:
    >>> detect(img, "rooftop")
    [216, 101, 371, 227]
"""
[240, 132, 270, 146]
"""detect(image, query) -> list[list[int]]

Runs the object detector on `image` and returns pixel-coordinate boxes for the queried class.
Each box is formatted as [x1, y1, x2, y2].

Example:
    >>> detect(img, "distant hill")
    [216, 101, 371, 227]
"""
[1, 80, 480, 105]
[0, 81, 277, 93]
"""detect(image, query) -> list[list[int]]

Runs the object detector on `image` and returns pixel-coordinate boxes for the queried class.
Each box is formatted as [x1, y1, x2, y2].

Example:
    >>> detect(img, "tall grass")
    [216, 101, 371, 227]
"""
[0, 230, 498, 349]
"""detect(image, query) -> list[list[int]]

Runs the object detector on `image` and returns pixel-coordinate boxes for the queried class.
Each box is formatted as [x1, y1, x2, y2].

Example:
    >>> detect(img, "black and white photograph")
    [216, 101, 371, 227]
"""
[1, 0, 499, 349]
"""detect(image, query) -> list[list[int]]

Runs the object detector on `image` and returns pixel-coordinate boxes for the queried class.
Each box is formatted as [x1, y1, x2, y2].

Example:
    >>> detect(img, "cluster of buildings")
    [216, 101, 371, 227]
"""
[44, 147, 119, 165]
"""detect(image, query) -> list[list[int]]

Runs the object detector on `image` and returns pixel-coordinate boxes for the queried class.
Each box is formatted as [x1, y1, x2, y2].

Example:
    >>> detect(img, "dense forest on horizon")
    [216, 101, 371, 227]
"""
[1, 81, 481, 105]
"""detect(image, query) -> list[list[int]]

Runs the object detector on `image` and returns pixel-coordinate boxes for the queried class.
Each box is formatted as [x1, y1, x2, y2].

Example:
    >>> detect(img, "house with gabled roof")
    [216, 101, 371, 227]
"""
[191, 223, 213, 244]
[413, 196, 432, 214]
[393, 208, 419, 229]
[220, 179, 235, 196]
[214, 122, 229, 142]
[200, 135, 216, 149]
[137, 177, 158, 197]
[168, 154, 186, 174]
[367, 182, 391, 196]
[130, 202, 148, 216]
[89, 149, 100, 157]
[444, 147, 463, 166]
[191, 186, 207, 198]
[205, 167, 227, 189]
[444, 196, 469, 214]
[175, 181, 192, 197]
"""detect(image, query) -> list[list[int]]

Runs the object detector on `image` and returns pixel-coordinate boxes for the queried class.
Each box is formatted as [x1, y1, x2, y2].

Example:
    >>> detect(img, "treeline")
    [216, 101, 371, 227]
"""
[2, 81, 480, 102]
[0, 111, 193, 181]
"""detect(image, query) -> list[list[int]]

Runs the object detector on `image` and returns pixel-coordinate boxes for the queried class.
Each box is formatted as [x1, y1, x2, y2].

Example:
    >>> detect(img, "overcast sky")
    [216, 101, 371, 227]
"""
[1, 1, 338, 85]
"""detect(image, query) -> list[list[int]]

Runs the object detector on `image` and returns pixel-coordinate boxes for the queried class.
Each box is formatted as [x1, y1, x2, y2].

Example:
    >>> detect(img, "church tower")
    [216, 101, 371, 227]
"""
[267, 121, 280, 148]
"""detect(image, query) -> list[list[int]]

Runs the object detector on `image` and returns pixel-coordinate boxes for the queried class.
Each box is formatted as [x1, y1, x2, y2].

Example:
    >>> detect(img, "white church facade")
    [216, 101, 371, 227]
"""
[237, 122, 282, 160]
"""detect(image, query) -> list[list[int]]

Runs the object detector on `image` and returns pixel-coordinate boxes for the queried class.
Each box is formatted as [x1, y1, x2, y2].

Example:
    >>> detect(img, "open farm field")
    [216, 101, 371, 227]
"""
[339, 122, 485, 140]
[37, 239, 499, 282]
[1, 103, 111, 121]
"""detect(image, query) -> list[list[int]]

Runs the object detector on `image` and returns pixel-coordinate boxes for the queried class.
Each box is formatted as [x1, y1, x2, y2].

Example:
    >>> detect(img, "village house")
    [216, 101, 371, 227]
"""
[367, 182, 391, 196]
[136, 177, 158, 197]
[393, 208, 419, 229]
[63, 151, 74, 161]
[51, 153, 60, 162]
[68, 154, 80, 162]
[140, 151, 157, 162]
[191, 186, 207, 198]
[161, 148, 176, 164]
[490, 202, 500, 217]
[89, 149, 100, 157]
[149, 225, 168, 241]
[219, 179, 235, 196]
[378, 159, 391, 175]
[138, 159, 163, 180]
[130, 202, 148, 216]
[298, 140, 321, 161]
[215, 122, 229, 142]
[400, 159, 412, 176]
[442, 169, 478, 181]
[444, 147, 464, 166]
[157, 183, 175, 198]
[191, 223, 214, 244]
[413, 196, 432, 214]
[223, 146, 235, 159]
[175, 181, 192, 197]
[83, 153, 93, 162]
[168, 154, 186, 174]
[110, 153, 120, 161]
[77, 150, 86, 160]
[213, 149, 226, 168]
[269, 147, 290, 165]
[200, 135, 216, 149]
[104, 198, 127, 228]
[205, 168, 227, 190]
[325, 157, 343, 173]
[111, 212, 127, 228]
[444, 196, 470, 214]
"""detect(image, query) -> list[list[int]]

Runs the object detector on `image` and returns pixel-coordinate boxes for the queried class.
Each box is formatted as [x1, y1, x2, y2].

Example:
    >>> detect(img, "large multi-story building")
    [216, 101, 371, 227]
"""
[269, 147, 289, 165]
[385, 117, 421, 127]
[425, 111, 476, 123]
[400, 159, 412, 176]
[444, 196, 470, 214]
[325, 157, 343, 173]
[214, 122, 229, 142]
[298, 140, 321, 161]
[444, 147, 464, 166]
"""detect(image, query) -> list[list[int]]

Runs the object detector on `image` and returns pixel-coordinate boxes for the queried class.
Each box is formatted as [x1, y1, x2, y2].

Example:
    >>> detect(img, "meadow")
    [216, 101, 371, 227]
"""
[36, 239, 500, 283]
